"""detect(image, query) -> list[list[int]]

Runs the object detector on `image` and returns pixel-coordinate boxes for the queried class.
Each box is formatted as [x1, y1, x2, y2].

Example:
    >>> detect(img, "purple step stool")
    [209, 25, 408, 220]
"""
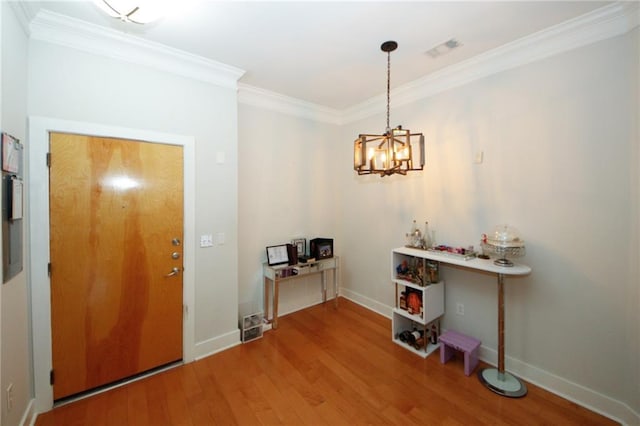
[439, 330, 481, 376]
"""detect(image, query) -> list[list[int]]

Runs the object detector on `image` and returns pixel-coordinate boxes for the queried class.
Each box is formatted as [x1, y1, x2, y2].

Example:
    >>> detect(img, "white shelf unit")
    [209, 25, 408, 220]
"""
[240, 312, 264, 343]
[391, 249, 445, 358]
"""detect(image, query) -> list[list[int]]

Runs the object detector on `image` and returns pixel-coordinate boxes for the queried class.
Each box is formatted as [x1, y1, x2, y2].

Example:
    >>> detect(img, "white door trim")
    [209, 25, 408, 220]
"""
[28, 116, 196, 413]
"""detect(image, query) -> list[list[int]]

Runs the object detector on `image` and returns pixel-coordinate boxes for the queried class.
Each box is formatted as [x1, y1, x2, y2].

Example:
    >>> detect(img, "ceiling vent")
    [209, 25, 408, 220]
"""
[426, 38, 462, 58]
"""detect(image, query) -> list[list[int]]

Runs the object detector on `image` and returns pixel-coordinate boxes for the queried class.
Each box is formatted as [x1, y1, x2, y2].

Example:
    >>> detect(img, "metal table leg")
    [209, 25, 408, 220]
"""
[477, 273, 527, 397]
[272, 279, 279, 329]
[321, 270, 327, 303]
[334, 260, 339, 308]
[263, 277, 270, 325]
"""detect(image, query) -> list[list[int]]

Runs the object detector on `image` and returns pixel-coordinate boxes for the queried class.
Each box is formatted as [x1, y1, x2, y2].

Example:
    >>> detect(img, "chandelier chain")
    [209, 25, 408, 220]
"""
[386, 50, 391, 132]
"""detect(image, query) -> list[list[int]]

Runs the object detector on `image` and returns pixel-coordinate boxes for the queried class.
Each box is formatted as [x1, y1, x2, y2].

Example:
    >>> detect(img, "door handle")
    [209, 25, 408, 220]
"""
[165, 267, 181, 277]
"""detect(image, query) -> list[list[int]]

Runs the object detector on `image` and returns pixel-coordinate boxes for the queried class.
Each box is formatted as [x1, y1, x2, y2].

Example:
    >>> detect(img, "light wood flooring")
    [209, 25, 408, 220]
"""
[36, 298, 617, 425]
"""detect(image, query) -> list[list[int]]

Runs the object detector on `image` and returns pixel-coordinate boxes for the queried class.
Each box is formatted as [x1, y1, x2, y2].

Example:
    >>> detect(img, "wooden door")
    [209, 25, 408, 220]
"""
[49, 133, 184, 400]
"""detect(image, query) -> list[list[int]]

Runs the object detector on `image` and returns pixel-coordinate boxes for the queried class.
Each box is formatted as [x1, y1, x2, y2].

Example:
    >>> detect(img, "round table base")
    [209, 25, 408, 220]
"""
[477, 367, 527, 398]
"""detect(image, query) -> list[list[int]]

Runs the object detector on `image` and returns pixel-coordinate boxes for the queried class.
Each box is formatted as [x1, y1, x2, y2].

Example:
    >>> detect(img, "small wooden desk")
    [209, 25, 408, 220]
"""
[263, 257, 339, 329]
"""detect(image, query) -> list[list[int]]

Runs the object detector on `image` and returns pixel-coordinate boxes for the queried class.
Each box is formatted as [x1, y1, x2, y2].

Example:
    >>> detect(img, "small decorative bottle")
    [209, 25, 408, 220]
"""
[399, 291, 407, 310]
[426, 260, 439, 283]
[405, 329, 415, 346]
[411, 220, 422, 247]
[407, 220, 418, 246]
[413, 331, 425, 350]
[410, 329, 425, 350]
[423, 221, 432, 249]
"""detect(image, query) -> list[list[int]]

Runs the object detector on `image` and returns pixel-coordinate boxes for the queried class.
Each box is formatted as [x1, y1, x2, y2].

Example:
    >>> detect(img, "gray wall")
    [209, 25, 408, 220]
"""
[238, 104, 340, 316]
[335, 28, 639, 419]
[1, 3, 31, 425]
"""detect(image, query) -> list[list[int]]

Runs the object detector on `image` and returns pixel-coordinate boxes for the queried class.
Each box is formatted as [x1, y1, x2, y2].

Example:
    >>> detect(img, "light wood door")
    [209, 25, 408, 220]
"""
[49, 133, 184, 400]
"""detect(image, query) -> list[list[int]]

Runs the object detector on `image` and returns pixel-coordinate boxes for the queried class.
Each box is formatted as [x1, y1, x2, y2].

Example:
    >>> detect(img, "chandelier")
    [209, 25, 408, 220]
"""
[94, 0, 167, 24]
[354, 41, 425, 177]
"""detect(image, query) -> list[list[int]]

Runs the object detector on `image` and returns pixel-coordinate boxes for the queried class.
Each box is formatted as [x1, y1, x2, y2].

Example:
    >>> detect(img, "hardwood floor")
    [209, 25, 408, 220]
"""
[36, 298, 617, 425]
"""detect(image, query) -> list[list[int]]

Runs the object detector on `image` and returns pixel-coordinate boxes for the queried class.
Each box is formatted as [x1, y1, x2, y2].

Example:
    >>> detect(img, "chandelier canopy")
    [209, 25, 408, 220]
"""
[354, 41, 425, 177]
[94, 0, 167, 24]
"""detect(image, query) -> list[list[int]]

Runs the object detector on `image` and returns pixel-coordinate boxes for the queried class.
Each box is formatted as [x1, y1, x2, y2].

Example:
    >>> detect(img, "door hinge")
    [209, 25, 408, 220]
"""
[47, 262, 51, 277]
[50, 369, 55, 385]
[46, 152, 51, 167]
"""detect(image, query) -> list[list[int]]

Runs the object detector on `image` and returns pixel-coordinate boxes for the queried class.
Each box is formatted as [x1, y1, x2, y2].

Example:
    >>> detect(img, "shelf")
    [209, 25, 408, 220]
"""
[242, 326, 263, 342]
[392, 338, 440, 359]
[392, 310, 442, 359]
[240, 312, 264, 343]
[394, 281, 444, 325]
[393, 307, 425, 323]
[391, 247, 446, 359]
[393, 246, 531, 276]
[264, 257, 338, 281]
[392, 278, 428, 291]
[242, 313, 263, 329]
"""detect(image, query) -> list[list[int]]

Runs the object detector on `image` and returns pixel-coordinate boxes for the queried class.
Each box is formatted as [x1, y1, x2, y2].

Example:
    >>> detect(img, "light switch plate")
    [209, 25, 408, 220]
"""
[216, 232, 226, 245]
[200, 234, 213, 247]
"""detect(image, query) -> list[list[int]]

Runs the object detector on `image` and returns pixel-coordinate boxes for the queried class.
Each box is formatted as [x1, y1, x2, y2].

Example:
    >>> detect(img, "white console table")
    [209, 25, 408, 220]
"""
[393, 246, 531, 397]
[263, 256, 339, 330]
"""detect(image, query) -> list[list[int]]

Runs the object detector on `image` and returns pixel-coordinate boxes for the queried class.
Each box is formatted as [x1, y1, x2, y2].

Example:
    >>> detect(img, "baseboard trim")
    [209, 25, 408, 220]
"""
[262, 297, 338, 334]
[340, 288, 392, 319]
[476, 345, 638, 425]
[341, 287, 639, 426]
[194, 329, 242, 360]
[275, 296, 330, 319]
[197, 298, 340, 358]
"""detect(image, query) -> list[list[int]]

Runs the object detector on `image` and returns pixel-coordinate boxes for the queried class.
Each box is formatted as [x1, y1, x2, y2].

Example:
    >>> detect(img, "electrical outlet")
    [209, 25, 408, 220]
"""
[6, 383, 13, 412]
[456, 303, 465, 315]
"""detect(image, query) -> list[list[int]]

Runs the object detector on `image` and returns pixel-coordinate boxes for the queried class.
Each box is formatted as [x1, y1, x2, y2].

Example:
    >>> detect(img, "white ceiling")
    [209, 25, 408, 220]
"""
[19, 1, 612, 110]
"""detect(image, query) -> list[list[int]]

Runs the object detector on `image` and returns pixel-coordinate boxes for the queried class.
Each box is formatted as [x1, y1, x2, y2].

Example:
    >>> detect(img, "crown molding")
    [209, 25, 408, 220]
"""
[238, 84, 343, 125]
[23, 2, 638, 122]
[342, 1, 639, 124]
[8, 1, 37, 36]
[28, 9, 245, 89]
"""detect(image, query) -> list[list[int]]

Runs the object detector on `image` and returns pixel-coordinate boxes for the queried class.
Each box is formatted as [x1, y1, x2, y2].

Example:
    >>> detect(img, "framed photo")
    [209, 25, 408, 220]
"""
[291, 238, 306, 256]
[2, 132, 22, 174]
[310, 238, 333, 259]
[266, 244, 289, 266]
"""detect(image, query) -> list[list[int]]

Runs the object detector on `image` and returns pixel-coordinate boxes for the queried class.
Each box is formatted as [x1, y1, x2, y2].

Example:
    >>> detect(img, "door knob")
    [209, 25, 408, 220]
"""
[171, 252, 180, 259]
[172, 238, 181, 246]
[165, 267, 181, 277]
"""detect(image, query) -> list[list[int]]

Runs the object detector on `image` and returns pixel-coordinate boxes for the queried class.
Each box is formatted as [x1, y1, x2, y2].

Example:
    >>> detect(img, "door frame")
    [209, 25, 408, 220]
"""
[28, 116, 196, 412]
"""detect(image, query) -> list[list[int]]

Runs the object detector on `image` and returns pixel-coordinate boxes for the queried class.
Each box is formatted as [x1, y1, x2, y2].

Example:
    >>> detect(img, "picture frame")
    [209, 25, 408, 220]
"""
[2, 132, 22, 174]
[266, 244, 289, 266]
[310, 238, 334, 260]
[291, 238, 306, 256]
